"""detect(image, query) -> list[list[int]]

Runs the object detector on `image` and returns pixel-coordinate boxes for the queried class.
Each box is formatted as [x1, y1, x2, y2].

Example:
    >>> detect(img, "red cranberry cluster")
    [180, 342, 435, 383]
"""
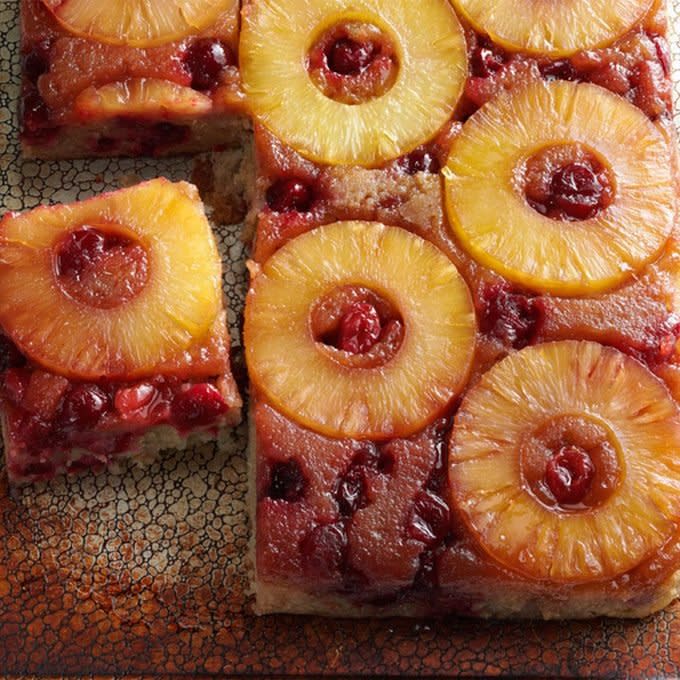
[530, 161, 610, 222]
[266, 178, 314, 213]
[267, 458, 307, 502]
[56, 227, 132, 279]
[336, 303, 382, 354]
[480, 283, 544, 349]
[261, 418, 455, 596]
[326, 38, 377, 76]
[2, 367, 228, 460]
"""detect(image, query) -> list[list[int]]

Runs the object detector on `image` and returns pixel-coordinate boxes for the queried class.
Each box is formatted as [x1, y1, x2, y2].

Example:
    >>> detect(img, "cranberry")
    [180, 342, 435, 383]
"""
[338, 303, 382, 354]
[540, 59, 578, 82]
[408, 490, 450, 545]
[398, 148, 440, 175]
[327, 38, 375, 76]
[349, 443, 378, 468]
[171, 383, 227, 429]
[300, 522, 348, 579]
[114, 382, 158, 419]
[268, 459, 307, 502]
[545, 446, 595, 505]
[481, 284, 544, 349]
[471, 39, 506, 78]
[265, 178, 314, 213]
[185, 38, 233, 91]
[23, 40, 51, 83]
[56, 228, 106, 280]
[334, 445, 389, 515]
[336, 464, 369, 516]
[59, 385, 109, 429]
[22, 88, 50, 133]
[550, 162, 605, 221]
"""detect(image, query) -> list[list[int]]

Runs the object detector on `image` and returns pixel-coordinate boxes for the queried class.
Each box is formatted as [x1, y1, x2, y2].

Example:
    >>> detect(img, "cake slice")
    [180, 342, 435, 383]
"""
[20, 0, 247, 158]
[238, 0, 680, 618]
[0, 179, 241, 484]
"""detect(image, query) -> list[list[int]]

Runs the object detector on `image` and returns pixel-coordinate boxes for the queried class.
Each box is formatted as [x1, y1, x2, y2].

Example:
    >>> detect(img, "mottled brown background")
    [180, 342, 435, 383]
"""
[1, 1, 680, 677]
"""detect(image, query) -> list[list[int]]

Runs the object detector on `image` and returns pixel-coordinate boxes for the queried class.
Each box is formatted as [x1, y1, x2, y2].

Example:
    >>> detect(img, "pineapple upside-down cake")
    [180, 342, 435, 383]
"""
[0, 179, 242, 483]
[12, 0, 680, 618]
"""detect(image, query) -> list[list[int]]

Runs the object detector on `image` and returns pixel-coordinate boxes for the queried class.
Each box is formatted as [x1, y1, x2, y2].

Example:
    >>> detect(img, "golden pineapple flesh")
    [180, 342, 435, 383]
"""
[240, 0, 467, 167]
[449, 340, 680, 583]
[41, 0, 236, 47]
[74, 78, 213, 121]
[0, 179, 222, 380]
[450, 0, 653, 57]
[244, 221, 476, 440]
[443, 80, 675, 296]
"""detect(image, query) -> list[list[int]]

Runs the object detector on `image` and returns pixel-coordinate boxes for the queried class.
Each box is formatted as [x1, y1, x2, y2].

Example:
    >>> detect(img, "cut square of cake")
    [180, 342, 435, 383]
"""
[20, 0, 246, 158]
[0, 179, 241, 484]
[238, 0, 680, 618]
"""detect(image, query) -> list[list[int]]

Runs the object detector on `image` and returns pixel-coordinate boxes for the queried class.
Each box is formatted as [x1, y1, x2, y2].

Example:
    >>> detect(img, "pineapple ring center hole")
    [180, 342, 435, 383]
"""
[520, 414, 623, 512]
[53, 225, 149, 310]
[519, 144, 615, 222]
[307, 21, 399, 105]
[310, 285, 404, 368]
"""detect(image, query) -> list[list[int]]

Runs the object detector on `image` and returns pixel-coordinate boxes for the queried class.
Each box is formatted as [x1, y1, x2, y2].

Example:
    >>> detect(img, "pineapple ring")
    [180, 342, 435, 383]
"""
[449, 340, 680, 583]
[244, 221, 476, 440]
[41, 0, 235, 48]
[74, 79, 213, 121]
[443, 80, 675, 297]
[450, 0, 653, 57]
[240, 0, 467, 167]
[0, 179, 222, 380]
